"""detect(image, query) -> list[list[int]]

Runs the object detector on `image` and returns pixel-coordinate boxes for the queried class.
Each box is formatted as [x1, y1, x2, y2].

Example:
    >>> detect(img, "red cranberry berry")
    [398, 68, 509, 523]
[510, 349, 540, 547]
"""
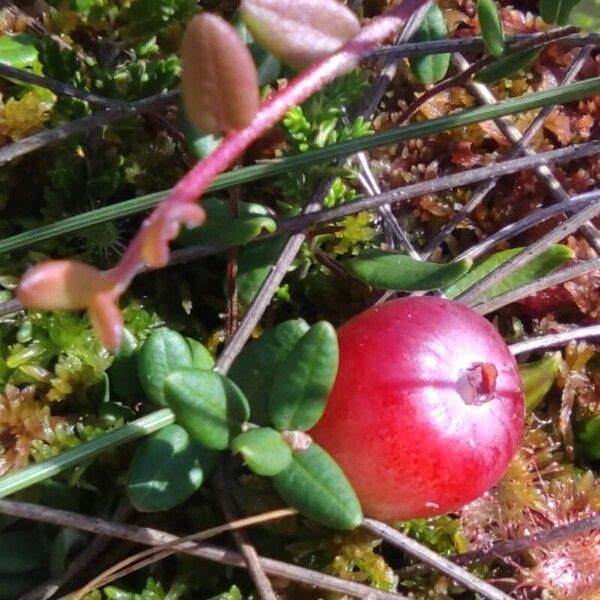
[310, 296, 525, 521]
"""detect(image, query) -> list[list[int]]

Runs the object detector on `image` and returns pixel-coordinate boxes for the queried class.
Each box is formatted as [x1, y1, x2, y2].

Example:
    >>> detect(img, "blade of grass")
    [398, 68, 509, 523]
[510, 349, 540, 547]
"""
[4, 76, 600, 255]
[456, 196, 600, 306]
[0, 408, 174, 498]
[473, 257, 600, 315]
[0, 142, 598, 324]
[363, 519, 513, 600]
[0, 499, 406, 600]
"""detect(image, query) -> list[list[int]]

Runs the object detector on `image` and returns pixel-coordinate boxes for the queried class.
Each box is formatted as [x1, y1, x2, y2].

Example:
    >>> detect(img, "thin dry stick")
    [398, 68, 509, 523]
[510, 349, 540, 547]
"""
[456, 197, 600, 306]
[398, 513, 600, 579]
[396, 26, 578, 126]
[0, 499, 405, 600]
[365, 33, 600, 60]
[214, 3, 433, 374]
[362, 519, 513, 600]
[215, 466, 278, 600]
[0, 62, 122, 108]
[0, 91, 178, 166]
[1, 144, 600, 321]
[423, 45, 594, 257]
[460, 50, 600, 253]
[455, 192, 598, 262]
[510, 324, 600, 355]
[473, 258, 600, 315]
[20, 499, 133, 600]
[70, 508, 295, 600]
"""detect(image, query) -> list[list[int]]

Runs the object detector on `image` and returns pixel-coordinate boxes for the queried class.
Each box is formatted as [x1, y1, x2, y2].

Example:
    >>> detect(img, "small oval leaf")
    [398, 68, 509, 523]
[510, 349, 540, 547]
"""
[237, 236, 287, 306]
[229, 319, 310, 425]
[137, 328, 194, 406]
[269, 322, 338, 431]
[179, 198, 276, 248]
[231, 427, 292, 476]
[409, 3, 451, 83]
[477, 0, 505, 57]
[127, 424, 218, 512]
[272, 442, 363, 529]
[344, 249, 472, 291]
[165, 369, 250, 450]
[0, 34, 38, 69]
[475, 47, 541, 84]
[108, 328, 144, 399]
[519, 352, 561, 412]
[444, 244, 574, 301]
[540, 0, 581, 25]
[181, 13, 260, 134]
[240, 0, 360, 70]
[186, 337, 215, 370]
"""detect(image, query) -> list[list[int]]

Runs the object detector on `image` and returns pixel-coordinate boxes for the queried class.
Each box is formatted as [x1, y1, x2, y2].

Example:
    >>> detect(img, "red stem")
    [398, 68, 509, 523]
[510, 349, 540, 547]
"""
[108, 0, 430, 293]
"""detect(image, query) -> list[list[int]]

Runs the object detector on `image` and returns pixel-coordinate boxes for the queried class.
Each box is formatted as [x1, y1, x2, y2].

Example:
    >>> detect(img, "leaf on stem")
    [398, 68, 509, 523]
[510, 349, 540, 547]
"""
[230, 427, 292, 476]
[344, 249, 472, 291]
[409, 3, 451, 83]
[539, 0, 582, 25]
[165, 368, 250, 450]
[240, 0, 360, 70]
[477, 0, 505, 57]
[17, 260, 106, 310]
[181, 13, 260, 134]
[127, 424, 218, 512]
[141, 203, 205, 268]
[269, 322, 338, 431]
[272, 442, 363, 529]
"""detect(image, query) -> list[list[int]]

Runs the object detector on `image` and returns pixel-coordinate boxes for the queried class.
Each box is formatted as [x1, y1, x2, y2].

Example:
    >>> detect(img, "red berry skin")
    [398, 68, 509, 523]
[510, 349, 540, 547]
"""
[309, 297, 524, 521]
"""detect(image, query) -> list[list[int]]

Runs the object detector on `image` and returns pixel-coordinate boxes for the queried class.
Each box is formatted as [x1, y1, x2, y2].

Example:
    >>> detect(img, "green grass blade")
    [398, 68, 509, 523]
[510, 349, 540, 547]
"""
[0, 409, 175, 498]
[3, 75, 600, 254]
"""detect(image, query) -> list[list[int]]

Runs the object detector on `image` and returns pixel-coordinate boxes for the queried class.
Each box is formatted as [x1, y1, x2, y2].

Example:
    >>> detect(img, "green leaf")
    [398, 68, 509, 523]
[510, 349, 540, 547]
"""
[231, 427, 292, 476]
[237, 236, 287, 306]
[344, 249, 472, 291]
[179, 198, 276, 248]
[137, 328, 194, 406]
[240, 0, 359, 70]
[540, 0, 581, 25]
[477, 0, 505, 57]
[519, 353, 561, 411]
[180, 110, 222, 160]
[0, 530, 47, 574]
[229, 319, 310, 425]
[181, 14, 259, 133]
[127, 424, 218, 512]
[108, 328, 143, 399]
[207, 586, 244, 600]
[165, 369, 250, 450]
[185, 337, 215, 370]
[569, 0, 600, 30]
[4, 77, 600, 255]
[409, 4, 450, 83]
[272, 443, 363, 529]
[444, 244, 574, 300]
[475, 48, 541, 84]
[269, 322, 338, 431]
[0, 34, 38, 69]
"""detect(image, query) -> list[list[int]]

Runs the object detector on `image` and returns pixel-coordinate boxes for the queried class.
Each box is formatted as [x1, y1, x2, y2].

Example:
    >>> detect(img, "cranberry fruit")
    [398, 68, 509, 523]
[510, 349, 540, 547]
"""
[310, 297, 524, 521]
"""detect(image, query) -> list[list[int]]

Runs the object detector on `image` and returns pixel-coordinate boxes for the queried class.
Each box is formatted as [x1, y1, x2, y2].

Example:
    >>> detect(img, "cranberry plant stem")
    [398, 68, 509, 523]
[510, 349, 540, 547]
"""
[108, 0, 432, 294]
